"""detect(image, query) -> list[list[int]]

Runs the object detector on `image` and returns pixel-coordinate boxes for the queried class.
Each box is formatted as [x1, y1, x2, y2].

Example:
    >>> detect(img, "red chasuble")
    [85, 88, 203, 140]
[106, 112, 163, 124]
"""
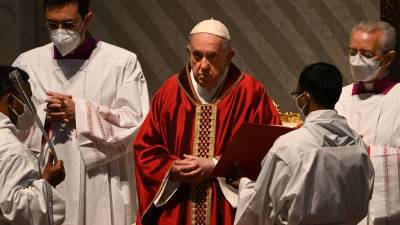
[134, 63, 281, 225]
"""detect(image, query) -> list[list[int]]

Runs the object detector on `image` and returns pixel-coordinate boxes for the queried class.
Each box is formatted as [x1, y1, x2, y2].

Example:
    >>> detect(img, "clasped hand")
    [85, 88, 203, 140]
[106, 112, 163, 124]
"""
[170, 154, 215, 184]
[45, 91, 75, 123]
[41, 151, 65, 188]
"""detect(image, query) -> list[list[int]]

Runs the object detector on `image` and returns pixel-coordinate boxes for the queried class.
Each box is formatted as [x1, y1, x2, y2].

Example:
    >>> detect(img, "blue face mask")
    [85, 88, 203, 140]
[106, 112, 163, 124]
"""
[295, 92, 310, 119]
[8, 94, 35, 130]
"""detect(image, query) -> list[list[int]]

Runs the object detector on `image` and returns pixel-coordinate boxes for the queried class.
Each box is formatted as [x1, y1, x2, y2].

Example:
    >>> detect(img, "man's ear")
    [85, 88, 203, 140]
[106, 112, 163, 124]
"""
[5, 93, 13, 105]
[84, 11, 94, 23]
[302, 92, 311, 104]
[0, 93, 13, 115]
[0, 93, 9, 106]
[81, 11, 94, 30]
[228, 49, 235, 61]
[382, 50, 396, 67]
[186, 45, 191, 54]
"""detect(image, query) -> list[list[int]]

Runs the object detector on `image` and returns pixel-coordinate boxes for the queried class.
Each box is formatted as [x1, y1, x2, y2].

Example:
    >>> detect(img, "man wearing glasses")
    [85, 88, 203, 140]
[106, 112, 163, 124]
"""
[12, 1, 150, 225]
[336, 20, 400, 225]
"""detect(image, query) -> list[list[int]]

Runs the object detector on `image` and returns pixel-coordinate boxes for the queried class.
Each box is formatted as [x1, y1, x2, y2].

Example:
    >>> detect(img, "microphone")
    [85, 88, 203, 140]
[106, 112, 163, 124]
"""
[9, 69, 59, 165]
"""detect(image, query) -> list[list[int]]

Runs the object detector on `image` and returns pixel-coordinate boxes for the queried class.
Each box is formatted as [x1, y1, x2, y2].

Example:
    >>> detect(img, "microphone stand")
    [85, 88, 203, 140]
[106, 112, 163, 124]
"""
[9, 70, 59, 169]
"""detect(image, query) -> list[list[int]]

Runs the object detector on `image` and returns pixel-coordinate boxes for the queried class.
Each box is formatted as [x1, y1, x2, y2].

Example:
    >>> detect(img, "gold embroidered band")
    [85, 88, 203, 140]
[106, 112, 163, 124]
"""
[190, 104, 217, 225]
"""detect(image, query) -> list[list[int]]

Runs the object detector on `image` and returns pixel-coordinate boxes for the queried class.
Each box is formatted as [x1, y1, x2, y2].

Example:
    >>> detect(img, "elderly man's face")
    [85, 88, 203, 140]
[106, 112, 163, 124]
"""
[349, 29, 384, 58]
[188, 33, 234, 90]
[349, 29, 395, 82]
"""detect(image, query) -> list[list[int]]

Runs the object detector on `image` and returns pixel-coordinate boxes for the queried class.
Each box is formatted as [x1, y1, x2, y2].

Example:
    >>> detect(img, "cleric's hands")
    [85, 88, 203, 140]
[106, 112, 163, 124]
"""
[41, 151, 65, 188]
[45, 91, 75, 123]
[170, 154, 215, 184]
[226, 162, 246, 189]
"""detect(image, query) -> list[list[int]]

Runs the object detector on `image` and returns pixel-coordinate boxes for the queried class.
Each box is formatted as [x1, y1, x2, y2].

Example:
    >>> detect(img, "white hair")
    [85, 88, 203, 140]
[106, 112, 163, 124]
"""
[351, 20, 396, 51]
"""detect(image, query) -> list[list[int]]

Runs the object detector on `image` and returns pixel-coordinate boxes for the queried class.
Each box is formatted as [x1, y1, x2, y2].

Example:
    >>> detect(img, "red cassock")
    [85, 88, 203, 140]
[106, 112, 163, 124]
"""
[134, 63, 281, 225]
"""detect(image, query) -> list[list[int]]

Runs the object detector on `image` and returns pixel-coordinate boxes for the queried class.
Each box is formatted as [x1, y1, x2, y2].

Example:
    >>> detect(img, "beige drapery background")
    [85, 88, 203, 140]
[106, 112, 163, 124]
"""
[0, 0, 383, 111]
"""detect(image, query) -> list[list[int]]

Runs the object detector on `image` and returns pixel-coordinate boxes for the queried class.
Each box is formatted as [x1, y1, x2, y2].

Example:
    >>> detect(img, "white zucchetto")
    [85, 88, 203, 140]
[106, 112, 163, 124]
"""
[190, 18, 231, 40]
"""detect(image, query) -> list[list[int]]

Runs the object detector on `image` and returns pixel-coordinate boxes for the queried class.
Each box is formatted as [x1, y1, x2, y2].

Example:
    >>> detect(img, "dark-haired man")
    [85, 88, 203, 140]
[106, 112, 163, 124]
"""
[0, 65, 65, 225]
[12, 1, 150, 225]
[234, 62, 374, 225]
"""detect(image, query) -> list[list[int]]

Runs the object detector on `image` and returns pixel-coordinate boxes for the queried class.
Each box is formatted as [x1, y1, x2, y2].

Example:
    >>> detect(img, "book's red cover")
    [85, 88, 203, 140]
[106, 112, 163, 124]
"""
[212, 122, 294, 180]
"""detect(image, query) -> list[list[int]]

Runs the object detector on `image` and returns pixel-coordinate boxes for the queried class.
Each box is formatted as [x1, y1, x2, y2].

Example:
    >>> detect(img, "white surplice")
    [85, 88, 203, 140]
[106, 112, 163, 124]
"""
[234, 110, 374, 225]
[0, 113, 65, 225]
[13, 41, 150, 225]
[336, 84, 400, 225]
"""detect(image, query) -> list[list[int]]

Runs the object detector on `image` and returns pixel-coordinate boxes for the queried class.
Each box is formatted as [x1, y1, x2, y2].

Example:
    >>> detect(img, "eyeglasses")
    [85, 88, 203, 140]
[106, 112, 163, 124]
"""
[343, 48, 387, 59]
[290, 90, 304, 98]
[45, 20, 79, 30]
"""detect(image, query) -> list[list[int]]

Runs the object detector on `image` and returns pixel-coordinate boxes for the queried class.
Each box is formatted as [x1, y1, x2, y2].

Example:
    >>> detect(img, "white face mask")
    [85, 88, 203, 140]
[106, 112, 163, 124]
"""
[349, 54, 381, 82]
[50, 28, 81, 56]
[295, 92, 309, 120]
[9, 95, 35, 130]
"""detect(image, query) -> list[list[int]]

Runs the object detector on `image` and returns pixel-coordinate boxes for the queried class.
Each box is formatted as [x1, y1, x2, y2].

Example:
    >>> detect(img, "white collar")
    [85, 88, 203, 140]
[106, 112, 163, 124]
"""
[305, 109, 339, 122]
[0, 112, 17, 132]
[190, 68, 228, 104]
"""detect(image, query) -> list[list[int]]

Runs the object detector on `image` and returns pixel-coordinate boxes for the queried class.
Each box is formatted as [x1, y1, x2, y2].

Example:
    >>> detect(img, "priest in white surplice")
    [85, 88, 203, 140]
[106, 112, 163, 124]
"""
[0, 66, 65, 225]
[235, 62, 374, 225]
[336, 20, 400, 225]
[12, 1, 149, 225]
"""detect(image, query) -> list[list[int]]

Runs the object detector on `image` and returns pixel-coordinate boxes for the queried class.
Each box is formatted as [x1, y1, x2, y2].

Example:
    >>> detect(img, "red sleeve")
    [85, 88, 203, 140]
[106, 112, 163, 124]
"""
[133, 86, 179, 217]
[250, 86, 281, 125]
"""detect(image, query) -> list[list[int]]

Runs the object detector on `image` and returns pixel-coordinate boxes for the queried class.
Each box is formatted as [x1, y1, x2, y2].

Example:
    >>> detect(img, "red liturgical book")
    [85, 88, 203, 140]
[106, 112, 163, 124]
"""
[212, 122, 294, 180]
